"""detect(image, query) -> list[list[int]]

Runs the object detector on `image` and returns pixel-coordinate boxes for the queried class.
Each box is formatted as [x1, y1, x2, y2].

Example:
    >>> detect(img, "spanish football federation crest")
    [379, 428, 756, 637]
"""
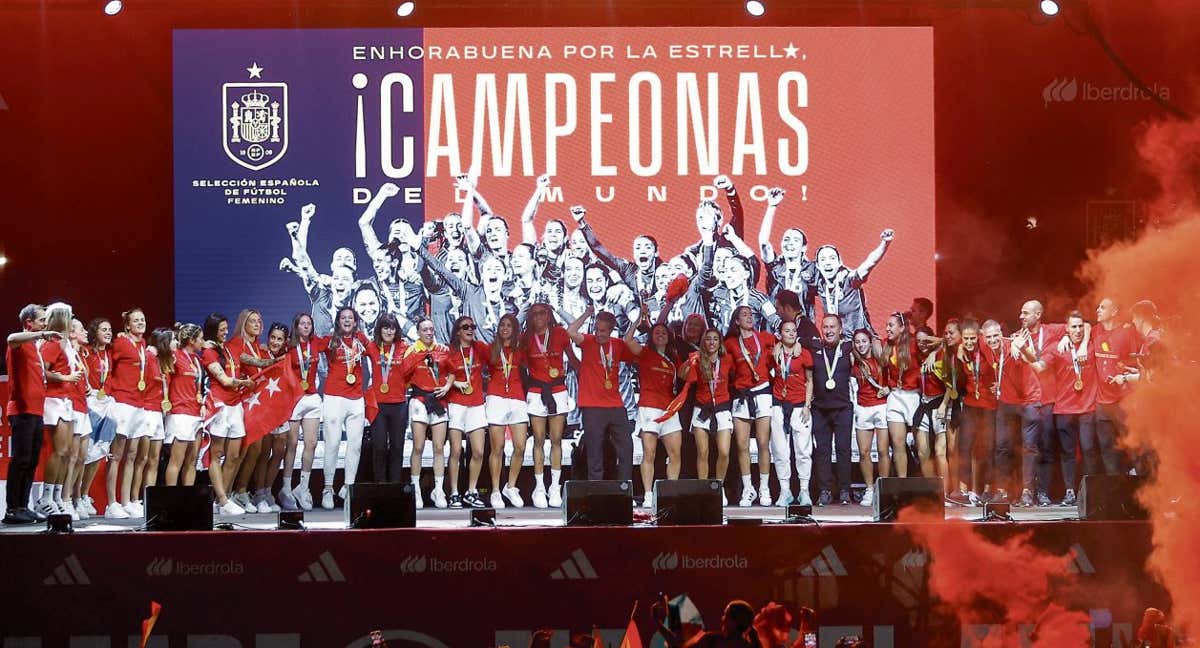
[222, 68, 288, 171]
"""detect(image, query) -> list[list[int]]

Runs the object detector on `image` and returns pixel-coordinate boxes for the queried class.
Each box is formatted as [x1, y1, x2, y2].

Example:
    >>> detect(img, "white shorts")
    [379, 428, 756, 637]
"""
[855, 403, 888, 431]
[207, 402, 246, 439]
[731, 383, 773, 421]
[43, 397, 75, 427]
[886, 389, 921, 425]
[448, 403, 487, 432]
[73, 409, 92, 437]
[108, 400, 145, 439]
[691, 406, 733, 433]
[485, 395, 529, 426]
[165, 414, 203, 443]
[138, 409, 165, 441]
[525, 389, 573, 418]
[917, 402, 947, 435]
[322, 395, 365, 435]
[290, 392, 323, 422]
[637, 406, 682, 437]
[410, 397, 449, 426]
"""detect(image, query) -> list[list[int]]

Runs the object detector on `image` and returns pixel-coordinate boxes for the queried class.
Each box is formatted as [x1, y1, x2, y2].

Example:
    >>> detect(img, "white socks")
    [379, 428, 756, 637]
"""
[741, 474, 752, 489]
[298, 471, 310, 490]
[759, 472, 771, 490]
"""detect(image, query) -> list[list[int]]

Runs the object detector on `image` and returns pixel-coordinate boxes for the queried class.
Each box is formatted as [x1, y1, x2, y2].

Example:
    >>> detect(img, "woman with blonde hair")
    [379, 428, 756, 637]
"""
[35, 303, 82, 517]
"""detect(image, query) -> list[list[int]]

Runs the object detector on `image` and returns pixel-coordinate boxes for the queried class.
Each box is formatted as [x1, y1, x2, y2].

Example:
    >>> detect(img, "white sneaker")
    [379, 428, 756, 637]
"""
[292, 486, 313, 511]
[73, 499, 89, 520]
[721, 489, 729, 507]
[758, 487, 772, 507]
[501, 484, 524, 508]
[34, 498, 60, 517]
[82, 496, 98, 516]
[104, 501, 130, 519]
[218, 499, 246, 516]
[796, 490, 813, 507]
[739, 486, 757, 507]
[321, 489, 335, 510]
[413, 485, 425, 509]
[860, 487, 875, 507]
[132, 500, 145, 518]
[263, 489, 282, 513]
[489, 491, 505, 509]
[775, 492, 793, 507]
[233, 491, 256, 513]
[531, 486, 548, 509]
[643, 492, 655, 510]
[431, 489, 448, 509]
[61, 500, 79, 521]
[338, 484, 348, 501]
[122, 501, 141, 518]
[547, 485, 562, 508]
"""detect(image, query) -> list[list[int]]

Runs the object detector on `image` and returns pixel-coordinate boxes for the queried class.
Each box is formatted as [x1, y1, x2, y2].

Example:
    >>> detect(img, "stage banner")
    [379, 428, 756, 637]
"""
[173, 27, 934, 341]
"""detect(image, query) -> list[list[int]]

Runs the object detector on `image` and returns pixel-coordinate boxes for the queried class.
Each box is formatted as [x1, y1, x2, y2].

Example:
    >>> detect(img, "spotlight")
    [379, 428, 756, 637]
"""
[0, 255, 8, 267]
[396, 2, 415, 17]
[103, 0, 123, 15]
[1040, 0, 1059, 16]
[745, 1, 765, 17]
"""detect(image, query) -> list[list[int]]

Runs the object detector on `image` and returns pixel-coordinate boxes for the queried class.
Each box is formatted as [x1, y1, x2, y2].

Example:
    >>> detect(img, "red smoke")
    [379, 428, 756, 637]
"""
[1077, 109, 1200, 635]
[899, 508, 1091, 647]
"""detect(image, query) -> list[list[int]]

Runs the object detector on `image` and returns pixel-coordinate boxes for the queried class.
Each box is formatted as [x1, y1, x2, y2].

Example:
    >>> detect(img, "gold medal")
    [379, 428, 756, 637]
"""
[463, 385, 473, 395]
[137, 380, 146, 391]
[1074, 379, 1083, 391]
[301, 380, 309, 391]
[548, 367, 560, 378]
[346, 373, 357, 385]
[825, 378, 836, 390]
[781, 387, 788, 398]
[196, 392, 203, 404]
[161, 399, 171, 413]
[380, 383, 390, 394]
[605, 379, 613, 390]
[947, 387, 959, 400]
[97, 388, 106, 400]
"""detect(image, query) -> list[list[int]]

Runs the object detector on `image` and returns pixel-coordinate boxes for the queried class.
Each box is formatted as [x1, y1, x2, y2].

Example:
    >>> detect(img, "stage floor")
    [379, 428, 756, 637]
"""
[0, 501, 1082, 533]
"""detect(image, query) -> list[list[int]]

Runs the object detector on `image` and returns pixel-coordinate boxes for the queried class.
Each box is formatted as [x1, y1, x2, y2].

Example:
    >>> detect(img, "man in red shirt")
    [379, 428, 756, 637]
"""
[567, 306, 635, 481]
[4, 304, 54, 525]
[1091, 297, 1138, 475]
[1017, 300, 1072, 506]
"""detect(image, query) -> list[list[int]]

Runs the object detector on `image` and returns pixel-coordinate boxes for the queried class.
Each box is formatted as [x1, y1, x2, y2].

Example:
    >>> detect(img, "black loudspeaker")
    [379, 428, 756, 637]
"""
[563, 480, 633, 526]
[1078, 474, 1148, 520]
[654, 479, 723, 526]
[146, 485, 214, 531]
[873, 477, 944, 522]
[345, 482, 417, 529]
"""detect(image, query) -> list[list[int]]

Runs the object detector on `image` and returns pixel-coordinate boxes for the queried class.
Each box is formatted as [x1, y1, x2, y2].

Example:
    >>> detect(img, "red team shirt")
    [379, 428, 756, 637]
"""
[109, 335, 149, 407]
[201, 344, 243, 406]
[1041, 344, 1098, 415]
[525, 327, 572, 394]
[142, 359, 165, 411]
[1025, 323, 1066, 403]
[634, 346, 679, 410]
[226, 336, 266, 379]
[323, 332, 372, 400]
[372, 341, 409, 405]
[884, 339, 922, 391]
[724, 331, 776, 390]
[290, 336, 330, 396]
[851, 357, 888, 407]
[168, 349, 203, 416]
[486, 344, 527, 400]
[683, 353, 734, 405]
[958, 346, 999, 410]
[769, 346, 813, 405]
[41, 340, 72, 400]
[997, 340, 1042, 405]
[401, 344, 454, 395]
[81, 347, 109, 394]
[1093, 325, 1139, 405]
[576, 334, 632, 408]
[445, 341, 490, 407]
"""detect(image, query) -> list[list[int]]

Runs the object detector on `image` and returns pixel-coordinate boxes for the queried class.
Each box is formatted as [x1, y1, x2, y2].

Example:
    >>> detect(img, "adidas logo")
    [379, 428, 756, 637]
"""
[1065, 543, 1095, 575]
[400, 555, 428, 574]
[297, 551, 346, 583]
[799, 545, 847, 577]
[146, 557, 174, 576]
[899, 549, 928, 569]
[651, 551, 748, 572]
[43, 554, 91, 586]
[550, 549, 598, 580]
[652, 552, 680, 572]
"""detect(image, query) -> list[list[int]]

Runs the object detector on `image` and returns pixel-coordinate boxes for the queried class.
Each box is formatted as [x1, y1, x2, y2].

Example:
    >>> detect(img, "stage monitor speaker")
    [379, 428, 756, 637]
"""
[563, 480, 633, 526]
[345, 482, 416, 529]
[1078, 474, 1148, 521]
[873, 477, 943, 522]
[146, 485, 214, 531]
[654, 479, 723, 526]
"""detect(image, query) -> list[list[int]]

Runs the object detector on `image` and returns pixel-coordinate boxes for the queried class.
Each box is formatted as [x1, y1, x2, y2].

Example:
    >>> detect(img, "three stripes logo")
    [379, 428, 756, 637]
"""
[1065, 543, 1095, 575]
[297, 551, 346, 583]
[43, 554, 91, 586]
[799, 545, 847, 577]
[549, 549, 598, 580]
[399, 555, 428, 574]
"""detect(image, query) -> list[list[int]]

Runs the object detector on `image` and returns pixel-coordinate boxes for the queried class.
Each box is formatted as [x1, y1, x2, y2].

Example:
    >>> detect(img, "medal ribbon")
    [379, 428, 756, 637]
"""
[738, 333, 762, 383]
[822, 343, 842, 387]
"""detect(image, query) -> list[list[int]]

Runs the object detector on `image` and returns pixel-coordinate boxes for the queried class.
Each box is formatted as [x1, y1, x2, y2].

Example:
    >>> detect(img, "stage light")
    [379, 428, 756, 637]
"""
[745, 1, 766, 17]
[1040, 0, 1060, 16]
[396, 2, 415, 17]
[103, 0, 123, 16]
[0, 255, 8, 267]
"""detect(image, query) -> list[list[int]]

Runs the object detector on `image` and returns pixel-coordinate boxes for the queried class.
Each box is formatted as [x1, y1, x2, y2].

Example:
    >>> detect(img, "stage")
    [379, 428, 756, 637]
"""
[0, 502, 1161, 647]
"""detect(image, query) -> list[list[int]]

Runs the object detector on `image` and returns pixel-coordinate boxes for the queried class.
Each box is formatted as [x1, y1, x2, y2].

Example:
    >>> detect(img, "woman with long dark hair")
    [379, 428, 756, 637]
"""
[850, 328, 889, 507]
[883, 312, 919, 478]
[623, 314, 683, 509]
[164, 323, 205, 487]
[320, 306, 372, 509]
[370, 313, 409, 484]
[247, 322, 291, 512]
[724, 304, 777, 507]
[136, 327, 173, 502]
[103, 308, 151, 519]
[522, 302, 573, 508]
[201, 312, 254, 515]
[445, 315, 490, 508]
[486, 313, 528, 508]
[401, 317, 454, 508]
[78, 317, 115, 518]
[681, 328, 736, 506]
[284, 312, 328, 511]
